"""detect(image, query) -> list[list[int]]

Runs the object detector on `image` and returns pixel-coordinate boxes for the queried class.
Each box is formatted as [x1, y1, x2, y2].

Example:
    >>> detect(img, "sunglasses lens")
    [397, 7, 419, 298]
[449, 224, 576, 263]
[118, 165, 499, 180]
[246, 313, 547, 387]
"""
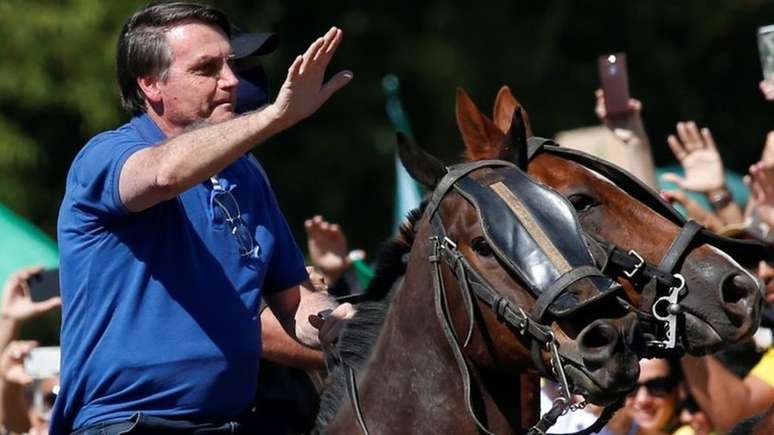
[233, 225, 255, 255]
[214, 192, 240, 220]
[212, 187, 256, 257]
[628, 377, 674, 397]
[644, 378, 672, 396]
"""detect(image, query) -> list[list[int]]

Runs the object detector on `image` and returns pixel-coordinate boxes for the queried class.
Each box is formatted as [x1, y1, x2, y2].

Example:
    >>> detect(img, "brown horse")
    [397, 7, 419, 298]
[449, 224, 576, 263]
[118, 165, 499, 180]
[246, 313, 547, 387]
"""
[315, 118, 644, 434]
[456, 86, 765, 356]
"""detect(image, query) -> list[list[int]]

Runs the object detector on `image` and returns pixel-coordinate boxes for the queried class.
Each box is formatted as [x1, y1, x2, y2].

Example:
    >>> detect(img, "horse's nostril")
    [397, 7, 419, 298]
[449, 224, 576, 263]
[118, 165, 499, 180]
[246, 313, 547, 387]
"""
[579, 321, 619, 366]
[721, 273, 755, 305]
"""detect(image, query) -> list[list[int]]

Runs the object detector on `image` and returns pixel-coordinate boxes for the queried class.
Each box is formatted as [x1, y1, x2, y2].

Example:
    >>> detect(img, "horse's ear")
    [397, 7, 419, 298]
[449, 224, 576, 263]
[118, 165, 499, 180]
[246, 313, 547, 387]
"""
[504, 107, 529, 169]
[493, 86, 534, 137]
[397, 132, 446, 189]
[456, 88, 506, 161]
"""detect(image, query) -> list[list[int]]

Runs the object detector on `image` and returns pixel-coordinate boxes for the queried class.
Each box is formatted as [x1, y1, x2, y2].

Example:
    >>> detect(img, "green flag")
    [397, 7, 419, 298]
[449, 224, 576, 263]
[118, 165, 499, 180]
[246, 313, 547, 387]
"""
[383, 74, 424, 233]
[0, 203, 58, 289]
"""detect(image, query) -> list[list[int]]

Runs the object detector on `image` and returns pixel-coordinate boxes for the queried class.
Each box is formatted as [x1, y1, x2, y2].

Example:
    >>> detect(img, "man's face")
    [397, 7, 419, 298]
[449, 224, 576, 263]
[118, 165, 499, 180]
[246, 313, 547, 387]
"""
[154, 21, 239, 130]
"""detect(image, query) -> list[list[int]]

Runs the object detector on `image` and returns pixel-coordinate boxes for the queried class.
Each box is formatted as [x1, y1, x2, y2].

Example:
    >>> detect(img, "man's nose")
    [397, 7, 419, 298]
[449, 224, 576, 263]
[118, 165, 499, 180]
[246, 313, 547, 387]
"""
[220, 62, 239, 89]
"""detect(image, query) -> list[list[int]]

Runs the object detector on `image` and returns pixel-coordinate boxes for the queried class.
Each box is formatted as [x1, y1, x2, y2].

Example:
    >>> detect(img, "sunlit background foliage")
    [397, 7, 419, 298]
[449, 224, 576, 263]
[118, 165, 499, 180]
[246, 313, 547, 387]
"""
[2, 0, 774, 254]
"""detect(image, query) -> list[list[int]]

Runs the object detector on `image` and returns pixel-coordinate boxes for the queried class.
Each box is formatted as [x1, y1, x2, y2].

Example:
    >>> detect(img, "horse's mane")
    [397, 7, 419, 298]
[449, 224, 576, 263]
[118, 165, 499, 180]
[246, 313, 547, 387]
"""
[314, 203, 426, 431]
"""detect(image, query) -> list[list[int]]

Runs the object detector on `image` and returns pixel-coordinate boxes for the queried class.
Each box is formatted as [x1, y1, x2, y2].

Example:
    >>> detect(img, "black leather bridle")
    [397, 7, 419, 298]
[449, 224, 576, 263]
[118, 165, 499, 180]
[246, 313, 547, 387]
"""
[341, 159, 627, 435]
[526, 137, 769, 353]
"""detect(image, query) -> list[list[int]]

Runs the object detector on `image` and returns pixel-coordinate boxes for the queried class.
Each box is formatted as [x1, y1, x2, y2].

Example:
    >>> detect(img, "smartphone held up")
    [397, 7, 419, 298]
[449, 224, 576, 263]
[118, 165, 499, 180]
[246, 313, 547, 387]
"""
[27, 268, 60, 302]
[597, 52, 631, 116]
[758, 25, 774, 83]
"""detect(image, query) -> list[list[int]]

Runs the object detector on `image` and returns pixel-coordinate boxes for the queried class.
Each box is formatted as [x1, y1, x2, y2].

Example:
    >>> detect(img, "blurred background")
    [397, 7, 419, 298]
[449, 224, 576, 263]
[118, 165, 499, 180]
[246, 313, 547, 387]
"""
[2, 0, 774, 261]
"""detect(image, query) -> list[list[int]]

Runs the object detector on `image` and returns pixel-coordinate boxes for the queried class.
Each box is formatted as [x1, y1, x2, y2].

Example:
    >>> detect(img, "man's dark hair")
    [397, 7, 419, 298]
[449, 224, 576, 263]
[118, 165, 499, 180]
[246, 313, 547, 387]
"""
[116, 2, 231, 114]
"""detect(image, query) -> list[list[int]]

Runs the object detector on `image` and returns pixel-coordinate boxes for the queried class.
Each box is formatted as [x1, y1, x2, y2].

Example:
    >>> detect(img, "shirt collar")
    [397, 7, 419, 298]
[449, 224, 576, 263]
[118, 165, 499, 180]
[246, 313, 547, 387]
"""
[130, 113, 167, 144]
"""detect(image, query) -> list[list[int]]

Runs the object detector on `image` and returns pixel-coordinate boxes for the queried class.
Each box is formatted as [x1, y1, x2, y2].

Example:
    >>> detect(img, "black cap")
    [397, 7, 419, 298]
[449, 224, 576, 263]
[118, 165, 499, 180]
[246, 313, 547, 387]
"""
[231, 31, 279, 59]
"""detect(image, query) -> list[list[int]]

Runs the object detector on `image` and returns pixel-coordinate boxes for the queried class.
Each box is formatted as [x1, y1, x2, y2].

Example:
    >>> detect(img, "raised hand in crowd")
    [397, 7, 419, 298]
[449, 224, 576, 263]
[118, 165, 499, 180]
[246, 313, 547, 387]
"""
[762, 131, 774, 166]
[660, 190, 724, 233]
[662, 121, 744, 226]
[0, 267, 61, 355]
[0, 267, 61, 323]
[745, 161, 774, 229]
[594, 89, 657, 188]
[304, 215, 365, 286]
[0, 340, 37, 433]
[760, 80, 774, 101]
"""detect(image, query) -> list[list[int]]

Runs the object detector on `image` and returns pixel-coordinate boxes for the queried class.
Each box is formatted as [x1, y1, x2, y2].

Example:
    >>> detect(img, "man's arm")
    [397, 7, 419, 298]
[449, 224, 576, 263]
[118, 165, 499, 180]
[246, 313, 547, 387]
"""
[260, 307, 325, 370]
[264, 280, 354, 349]
[681, 354, 774, 432]
[120, 27, 353, 212]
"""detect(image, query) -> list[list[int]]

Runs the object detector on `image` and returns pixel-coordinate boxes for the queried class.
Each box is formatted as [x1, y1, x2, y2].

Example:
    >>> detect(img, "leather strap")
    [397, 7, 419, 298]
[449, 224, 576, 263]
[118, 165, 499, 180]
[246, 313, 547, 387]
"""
[658, 220, 703, 274]
[347, 366, 370, 435]
[532, 266, 606, 322]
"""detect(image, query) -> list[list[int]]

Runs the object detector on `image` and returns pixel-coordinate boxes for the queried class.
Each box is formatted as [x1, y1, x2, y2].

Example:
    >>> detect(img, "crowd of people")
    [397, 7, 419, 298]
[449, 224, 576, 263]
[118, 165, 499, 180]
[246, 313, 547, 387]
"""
[0, 1, 772, 434]
[547, 82, 774, 435]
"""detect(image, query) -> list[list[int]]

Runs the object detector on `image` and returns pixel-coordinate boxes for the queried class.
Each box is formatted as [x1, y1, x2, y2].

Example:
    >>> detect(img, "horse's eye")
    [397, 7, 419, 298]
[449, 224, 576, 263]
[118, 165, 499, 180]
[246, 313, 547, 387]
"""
[568, 193, 598, 213]
[472, 237, 493, 257]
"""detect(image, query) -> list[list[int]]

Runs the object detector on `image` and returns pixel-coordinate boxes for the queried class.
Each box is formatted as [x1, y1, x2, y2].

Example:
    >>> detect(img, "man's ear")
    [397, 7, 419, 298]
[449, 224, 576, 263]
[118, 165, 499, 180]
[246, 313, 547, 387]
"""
[137, 76, 162, 104]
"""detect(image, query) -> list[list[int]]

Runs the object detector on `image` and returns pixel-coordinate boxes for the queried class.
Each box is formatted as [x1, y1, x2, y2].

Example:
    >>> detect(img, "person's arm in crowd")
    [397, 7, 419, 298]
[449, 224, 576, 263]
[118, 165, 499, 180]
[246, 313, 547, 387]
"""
[305, 215, 364, 286]
[594, 89, 658, 188]
[0, 341, 36, 433]
[264, 267, 355, 349]
[660, 190, 725, 232]
[745, 161, 774, 228]
[119, 27, 353, 212]
[761, 131, 774, 167]
[661, 121, 744, 225]
[681, 354, 774, 433]
[760, 80, 774, 102]
[260, 307, 325, 370]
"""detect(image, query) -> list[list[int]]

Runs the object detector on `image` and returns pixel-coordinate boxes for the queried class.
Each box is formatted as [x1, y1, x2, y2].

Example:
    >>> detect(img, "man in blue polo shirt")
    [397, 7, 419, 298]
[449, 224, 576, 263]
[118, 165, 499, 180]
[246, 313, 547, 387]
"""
[53, 2, 354, 433]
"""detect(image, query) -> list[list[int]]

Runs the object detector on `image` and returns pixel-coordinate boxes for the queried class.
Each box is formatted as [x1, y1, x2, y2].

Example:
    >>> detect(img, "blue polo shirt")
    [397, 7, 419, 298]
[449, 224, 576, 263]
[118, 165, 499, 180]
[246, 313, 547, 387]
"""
[52, 114, 308, 432]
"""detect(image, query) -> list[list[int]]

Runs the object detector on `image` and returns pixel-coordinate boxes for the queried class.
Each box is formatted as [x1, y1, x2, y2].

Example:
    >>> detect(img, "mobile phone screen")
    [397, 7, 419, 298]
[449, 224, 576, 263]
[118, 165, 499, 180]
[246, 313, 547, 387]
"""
[758, 25, 774, 82]
[23, 346, 60, 379]
[28, 268, 60, 302]
[598, 53, 631, 116]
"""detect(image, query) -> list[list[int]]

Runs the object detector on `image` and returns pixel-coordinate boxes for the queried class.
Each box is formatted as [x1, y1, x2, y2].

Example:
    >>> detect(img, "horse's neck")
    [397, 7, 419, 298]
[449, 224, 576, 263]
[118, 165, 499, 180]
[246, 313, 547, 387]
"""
[332, 226, 538, 434]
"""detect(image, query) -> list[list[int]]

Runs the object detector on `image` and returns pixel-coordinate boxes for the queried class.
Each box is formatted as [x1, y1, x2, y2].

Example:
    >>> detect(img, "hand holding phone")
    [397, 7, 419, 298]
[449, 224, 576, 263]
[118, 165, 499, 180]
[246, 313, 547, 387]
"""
[758, 25, 774, 83]
[27, 268, 60, 302]
[23, 346, 60, 379]
[598, 53, 631, 117]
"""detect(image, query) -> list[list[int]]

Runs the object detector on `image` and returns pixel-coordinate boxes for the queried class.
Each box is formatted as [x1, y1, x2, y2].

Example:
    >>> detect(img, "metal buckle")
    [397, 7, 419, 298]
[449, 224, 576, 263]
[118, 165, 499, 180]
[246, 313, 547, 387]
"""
[623, 250, 645, 278]
[441, 236, 458, 251]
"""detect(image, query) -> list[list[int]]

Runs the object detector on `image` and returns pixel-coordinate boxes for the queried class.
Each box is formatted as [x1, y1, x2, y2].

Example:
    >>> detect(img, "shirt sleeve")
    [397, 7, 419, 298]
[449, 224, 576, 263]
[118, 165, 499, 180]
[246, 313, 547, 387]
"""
[750, 347, 774, 387]
[68, 131, 149, 219]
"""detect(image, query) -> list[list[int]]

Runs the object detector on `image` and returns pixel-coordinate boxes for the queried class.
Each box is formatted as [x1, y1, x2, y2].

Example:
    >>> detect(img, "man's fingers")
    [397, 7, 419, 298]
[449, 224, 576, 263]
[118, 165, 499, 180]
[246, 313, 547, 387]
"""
[676, 122, 691, 149]
[321, 70, 354, 102]
[661, 189, 687, 205]
[667, 135, 686, 160]
[661, 173, 686, 188]
[701, 127, 717, 150]
[36, 296, 62, 312]
[301, 37, 325, 73]
[315, 27, 340, 61]
[287, 55, 303, 79]
[684, 121, 702, 148]
[308, 313, 324, 330]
